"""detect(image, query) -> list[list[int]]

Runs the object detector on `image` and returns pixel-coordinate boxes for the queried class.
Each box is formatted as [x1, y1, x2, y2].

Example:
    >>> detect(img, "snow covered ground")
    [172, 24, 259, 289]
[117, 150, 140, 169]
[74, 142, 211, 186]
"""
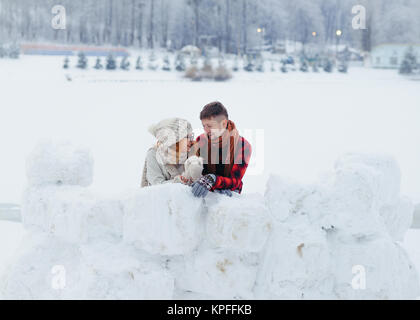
[1, 55, 420, 205]
[1, 55, 420, 298]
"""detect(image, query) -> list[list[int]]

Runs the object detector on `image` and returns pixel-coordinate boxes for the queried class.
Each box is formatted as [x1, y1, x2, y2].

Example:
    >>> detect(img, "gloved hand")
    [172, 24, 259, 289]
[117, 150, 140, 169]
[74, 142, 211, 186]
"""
[191, 174, 216, 198]
[215, 189, 232, 197]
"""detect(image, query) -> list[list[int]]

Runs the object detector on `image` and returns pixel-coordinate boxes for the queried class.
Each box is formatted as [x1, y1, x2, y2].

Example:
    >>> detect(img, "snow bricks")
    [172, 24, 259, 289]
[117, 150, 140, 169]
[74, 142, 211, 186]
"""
[0, 141, 418, 299]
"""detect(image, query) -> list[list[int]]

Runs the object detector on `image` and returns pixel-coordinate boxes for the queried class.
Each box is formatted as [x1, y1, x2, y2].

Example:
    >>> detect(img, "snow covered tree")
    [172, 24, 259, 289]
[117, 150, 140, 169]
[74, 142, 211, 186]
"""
[185, 65, 202, 81]
[201, 55, 214, 79]
[190, 54, 198, 67]
[148, 52, 158, 70]
[162, 55, 171, 71]
[300, 60, 308, 72]
[323, 58, 333, 73]
[232, 56, 239, 72]
[335, 47, 350, 74]
[106, 54, 117, 70]
[337, 58, 348, 73]
[310, 54, 320, 72]
[399, 47, 418, 75]
[63, 57, 70, 69]
[256, 57, 265, 72]
[270, 61, 276, 72]
[244, 55, 254, 72]
[120, 56, 130, 70]
[136, 56, 143, 70]
[214, 58, 232, 81]
[77, 52, 88, 69]
[94, 57, 103, 70]
[280, 62, 288, 73]
[175, 54, 186, 72]
[8, 44, 20, 59]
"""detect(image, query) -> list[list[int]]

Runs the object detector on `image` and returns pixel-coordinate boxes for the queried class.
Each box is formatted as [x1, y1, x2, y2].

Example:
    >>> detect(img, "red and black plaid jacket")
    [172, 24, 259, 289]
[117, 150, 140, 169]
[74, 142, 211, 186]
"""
[195, 134, 252, 194]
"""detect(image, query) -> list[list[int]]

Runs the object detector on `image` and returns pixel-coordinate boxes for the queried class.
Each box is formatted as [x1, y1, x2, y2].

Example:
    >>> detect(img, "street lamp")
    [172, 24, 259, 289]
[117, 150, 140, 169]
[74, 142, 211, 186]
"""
[257, 27, 265, 53]
[312, 31, 317, 37]
[335, 29, 343, 54]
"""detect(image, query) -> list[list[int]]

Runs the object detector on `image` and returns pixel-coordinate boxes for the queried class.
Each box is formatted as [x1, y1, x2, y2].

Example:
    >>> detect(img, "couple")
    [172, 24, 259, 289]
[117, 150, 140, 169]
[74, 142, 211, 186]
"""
[141, 101, 252, 198]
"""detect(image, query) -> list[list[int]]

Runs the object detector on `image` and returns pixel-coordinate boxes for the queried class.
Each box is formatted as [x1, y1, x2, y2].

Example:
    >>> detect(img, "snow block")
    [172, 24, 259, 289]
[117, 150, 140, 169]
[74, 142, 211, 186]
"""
[3, 144, 419, 300]
[0, 234, 174, 300]
[379, 197, 414, 241]
[171, 244, 258, 299]
[0, 233, 85, 299]
[329, 236, 419, 299]
[328, 163, 388, 237]
[265, 175, 318, 222]
[255, 221, 333, 299]
[260, 153, 420, 299]
[333, 162, 382, 213]
[335, 153, 401, 208]
[123, 184, 205, 256]
[78, 242, 174, 300]
[22, 186, 123, 243]
[205, 193, 272, 252]
[26, 140, 93, 187]
[330, 154, 407, 237]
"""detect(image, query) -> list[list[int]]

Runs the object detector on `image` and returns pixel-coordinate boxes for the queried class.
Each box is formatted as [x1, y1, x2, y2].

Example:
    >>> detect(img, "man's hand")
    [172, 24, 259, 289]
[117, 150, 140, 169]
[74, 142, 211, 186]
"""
[191, 174, 216, 198]
[215, 189, 233, 197]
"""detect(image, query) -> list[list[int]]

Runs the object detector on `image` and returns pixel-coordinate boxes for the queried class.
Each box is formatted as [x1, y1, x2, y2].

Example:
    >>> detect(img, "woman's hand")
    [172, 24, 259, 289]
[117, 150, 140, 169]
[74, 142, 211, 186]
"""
[174, 175, 192, 185]
[179, 175, 192, 185]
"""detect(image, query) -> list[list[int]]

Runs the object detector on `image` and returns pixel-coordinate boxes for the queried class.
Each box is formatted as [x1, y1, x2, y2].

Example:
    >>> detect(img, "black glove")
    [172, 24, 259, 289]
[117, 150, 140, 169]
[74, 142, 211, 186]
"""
[191, 174, 216, 198]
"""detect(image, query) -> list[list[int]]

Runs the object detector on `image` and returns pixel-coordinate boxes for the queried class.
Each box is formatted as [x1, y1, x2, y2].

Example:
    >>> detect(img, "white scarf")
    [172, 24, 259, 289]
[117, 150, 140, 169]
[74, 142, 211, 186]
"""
[156, 143, 188, 166]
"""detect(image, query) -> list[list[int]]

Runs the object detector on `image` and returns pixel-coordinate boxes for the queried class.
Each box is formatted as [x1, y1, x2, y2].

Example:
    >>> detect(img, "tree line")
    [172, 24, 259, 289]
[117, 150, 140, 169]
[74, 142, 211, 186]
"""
[0, 0, 419, 53]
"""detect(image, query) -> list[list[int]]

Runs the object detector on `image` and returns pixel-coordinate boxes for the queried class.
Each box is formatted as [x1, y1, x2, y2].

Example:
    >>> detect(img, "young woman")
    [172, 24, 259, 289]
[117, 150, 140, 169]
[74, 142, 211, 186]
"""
[141, 118, 194, 187]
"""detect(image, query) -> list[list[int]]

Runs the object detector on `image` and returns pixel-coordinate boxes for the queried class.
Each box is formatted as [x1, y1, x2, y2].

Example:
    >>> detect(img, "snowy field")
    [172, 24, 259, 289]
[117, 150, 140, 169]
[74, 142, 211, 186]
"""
[1, 55, 420, 297]
[1, 55, 420, 205]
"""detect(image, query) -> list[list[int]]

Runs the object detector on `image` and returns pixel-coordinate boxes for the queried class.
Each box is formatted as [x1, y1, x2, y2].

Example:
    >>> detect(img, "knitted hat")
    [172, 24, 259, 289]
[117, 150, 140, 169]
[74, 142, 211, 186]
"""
[148, 118, 193, 149]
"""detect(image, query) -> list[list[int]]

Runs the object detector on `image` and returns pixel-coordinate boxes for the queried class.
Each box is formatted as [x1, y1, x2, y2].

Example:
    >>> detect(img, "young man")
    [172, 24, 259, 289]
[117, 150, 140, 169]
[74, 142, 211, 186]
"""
[191, 101, 252, 198]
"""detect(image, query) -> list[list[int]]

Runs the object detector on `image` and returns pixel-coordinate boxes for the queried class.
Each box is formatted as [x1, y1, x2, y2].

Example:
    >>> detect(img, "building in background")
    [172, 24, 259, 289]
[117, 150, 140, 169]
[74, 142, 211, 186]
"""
[371, 43, 420, 69]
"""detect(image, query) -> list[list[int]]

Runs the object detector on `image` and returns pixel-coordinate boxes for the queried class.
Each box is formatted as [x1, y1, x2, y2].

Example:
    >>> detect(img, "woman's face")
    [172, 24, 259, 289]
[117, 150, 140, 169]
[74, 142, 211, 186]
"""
[177, 137, 190, 153]
[168, 137, 191, 164]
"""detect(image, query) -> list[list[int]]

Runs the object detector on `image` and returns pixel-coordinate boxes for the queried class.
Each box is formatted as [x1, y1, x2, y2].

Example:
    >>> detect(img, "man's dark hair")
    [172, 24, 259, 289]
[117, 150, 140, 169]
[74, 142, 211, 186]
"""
[200, 101, 229, 120]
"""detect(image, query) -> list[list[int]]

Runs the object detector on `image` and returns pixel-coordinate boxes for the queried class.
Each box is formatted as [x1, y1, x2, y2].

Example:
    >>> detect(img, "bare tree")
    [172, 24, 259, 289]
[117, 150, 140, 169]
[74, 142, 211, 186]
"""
[0, 0, 418, 53]
[187, 0, 202, 47]
[242, 0, 248, 54]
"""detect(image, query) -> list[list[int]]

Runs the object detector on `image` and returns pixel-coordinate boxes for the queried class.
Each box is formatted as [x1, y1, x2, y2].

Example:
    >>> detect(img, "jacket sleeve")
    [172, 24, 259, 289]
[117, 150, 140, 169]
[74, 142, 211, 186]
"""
[146, 150, 180, 185]
[210, 139, 252, 193]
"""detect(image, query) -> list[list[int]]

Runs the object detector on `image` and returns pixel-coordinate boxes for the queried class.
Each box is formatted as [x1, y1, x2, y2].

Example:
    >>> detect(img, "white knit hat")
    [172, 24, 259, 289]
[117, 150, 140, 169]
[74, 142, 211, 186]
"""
[148, 118, 193, 149]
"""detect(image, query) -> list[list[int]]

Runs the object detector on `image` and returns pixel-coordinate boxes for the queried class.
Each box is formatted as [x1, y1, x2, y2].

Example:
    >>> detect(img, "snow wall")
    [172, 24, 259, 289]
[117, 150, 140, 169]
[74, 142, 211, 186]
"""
[0, 140, 419, 300]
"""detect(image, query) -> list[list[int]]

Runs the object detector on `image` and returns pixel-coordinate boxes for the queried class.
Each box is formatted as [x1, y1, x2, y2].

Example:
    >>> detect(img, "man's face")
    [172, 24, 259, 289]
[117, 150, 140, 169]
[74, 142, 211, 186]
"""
[202, 117, 228, 140]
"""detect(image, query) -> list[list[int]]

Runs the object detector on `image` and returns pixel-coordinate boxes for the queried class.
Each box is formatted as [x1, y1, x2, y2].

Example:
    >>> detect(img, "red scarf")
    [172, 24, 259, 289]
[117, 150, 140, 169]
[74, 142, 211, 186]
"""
[196, 120, 240, 177]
